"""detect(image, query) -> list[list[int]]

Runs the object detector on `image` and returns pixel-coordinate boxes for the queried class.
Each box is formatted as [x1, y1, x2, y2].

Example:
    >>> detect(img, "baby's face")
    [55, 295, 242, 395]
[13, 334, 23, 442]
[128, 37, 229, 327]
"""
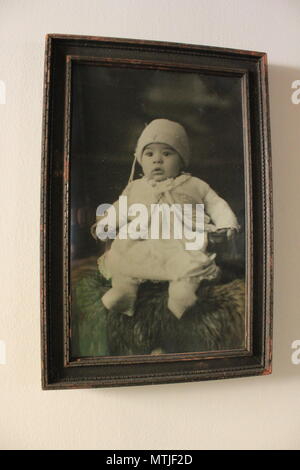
[141, 143, 183, 182]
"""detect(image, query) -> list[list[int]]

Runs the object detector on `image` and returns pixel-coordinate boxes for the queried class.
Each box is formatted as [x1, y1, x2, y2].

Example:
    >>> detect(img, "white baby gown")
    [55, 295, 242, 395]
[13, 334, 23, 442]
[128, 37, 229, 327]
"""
[96, 174, 239, 285]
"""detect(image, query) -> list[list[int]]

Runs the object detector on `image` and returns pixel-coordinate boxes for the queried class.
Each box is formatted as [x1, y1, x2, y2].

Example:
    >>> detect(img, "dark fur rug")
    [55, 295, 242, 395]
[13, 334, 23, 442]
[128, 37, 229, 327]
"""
[72, 257, 245, 357]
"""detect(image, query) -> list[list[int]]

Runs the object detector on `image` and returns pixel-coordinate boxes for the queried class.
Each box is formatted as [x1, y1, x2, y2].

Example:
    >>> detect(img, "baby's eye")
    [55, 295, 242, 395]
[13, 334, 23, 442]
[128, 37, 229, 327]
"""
[144, 151, 153, 157]
[163, 151, 171, 156]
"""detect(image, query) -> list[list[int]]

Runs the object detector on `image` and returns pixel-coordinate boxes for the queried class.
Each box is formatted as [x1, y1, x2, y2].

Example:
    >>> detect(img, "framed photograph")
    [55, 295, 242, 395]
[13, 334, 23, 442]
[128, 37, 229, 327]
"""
[41, 34, 273, 389]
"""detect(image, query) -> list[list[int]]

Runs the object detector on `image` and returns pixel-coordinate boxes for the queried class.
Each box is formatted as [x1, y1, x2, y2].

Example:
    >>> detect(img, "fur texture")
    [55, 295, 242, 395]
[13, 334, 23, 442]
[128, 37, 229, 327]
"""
[72, 257, 245, 357]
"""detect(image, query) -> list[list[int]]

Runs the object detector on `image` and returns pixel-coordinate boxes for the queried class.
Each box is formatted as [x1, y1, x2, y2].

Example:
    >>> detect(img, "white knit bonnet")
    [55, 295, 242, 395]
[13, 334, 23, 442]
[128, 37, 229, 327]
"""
[129, 119, 190, 182]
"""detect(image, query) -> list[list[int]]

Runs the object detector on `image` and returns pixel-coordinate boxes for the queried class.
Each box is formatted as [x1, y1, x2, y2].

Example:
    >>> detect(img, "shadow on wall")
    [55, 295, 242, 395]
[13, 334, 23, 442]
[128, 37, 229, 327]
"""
[267, 64, 300, 381]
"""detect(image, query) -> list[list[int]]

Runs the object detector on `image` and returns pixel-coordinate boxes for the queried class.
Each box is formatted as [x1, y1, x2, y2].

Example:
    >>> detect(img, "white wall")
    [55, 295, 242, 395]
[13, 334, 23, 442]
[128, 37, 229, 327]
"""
[0, 0, 300, 450]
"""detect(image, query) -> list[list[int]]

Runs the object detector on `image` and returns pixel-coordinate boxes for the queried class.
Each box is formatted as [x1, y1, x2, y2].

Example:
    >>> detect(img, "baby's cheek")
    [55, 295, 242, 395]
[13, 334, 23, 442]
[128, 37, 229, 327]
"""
[169, 169, 181, 178]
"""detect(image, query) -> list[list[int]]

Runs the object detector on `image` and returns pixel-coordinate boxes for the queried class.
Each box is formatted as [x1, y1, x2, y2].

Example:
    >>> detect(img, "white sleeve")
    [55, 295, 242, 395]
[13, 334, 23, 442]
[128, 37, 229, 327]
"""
[95, 182, 133, 238]
[203, 185, 240, 230]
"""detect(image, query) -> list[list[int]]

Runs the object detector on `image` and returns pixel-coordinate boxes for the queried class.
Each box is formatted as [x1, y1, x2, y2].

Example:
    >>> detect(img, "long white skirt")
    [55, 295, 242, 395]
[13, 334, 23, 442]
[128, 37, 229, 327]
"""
[98, 234, 219, 283]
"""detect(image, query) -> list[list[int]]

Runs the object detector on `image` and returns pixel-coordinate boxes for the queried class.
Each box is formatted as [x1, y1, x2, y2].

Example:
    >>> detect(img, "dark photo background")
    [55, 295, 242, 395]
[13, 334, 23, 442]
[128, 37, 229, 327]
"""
[70, 63, 246, 272]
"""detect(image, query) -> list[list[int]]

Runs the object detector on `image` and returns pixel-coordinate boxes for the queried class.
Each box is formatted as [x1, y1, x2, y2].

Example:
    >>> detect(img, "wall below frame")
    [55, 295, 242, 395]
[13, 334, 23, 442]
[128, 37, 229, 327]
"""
[0, 0, 300, 450]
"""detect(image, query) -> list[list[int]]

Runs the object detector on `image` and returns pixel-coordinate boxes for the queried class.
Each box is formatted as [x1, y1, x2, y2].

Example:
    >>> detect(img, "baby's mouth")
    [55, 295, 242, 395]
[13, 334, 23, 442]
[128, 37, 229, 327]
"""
[152, 168, 164, 175]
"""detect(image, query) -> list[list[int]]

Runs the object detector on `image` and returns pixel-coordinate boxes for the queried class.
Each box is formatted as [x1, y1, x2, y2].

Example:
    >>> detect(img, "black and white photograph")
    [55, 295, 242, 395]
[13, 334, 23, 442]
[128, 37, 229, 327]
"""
[70, 60, 247, 358]
[40, 34, 272, 389]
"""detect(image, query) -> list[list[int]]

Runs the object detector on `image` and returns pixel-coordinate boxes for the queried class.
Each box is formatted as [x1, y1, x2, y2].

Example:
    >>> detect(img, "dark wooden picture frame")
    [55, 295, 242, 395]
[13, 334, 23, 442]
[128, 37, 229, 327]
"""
[41, 34, 273, 389]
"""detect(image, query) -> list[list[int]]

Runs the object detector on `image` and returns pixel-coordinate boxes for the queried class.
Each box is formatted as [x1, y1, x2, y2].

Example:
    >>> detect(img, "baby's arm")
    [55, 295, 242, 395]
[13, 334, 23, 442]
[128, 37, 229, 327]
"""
[202, 183, 240, 237]
[91, 182, 133, 240]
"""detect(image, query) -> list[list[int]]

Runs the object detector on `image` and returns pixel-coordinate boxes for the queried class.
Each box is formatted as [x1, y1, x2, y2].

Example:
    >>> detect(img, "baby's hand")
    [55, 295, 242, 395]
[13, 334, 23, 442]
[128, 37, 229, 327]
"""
[209, 228, 237, 244]
[226, 228, 237, 241]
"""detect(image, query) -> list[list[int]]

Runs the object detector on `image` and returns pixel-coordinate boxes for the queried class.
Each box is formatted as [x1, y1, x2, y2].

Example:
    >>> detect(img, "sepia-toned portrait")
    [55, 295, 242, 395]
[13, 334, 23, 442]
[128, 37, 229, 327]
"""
[41, 35, 272, 388]
[70, 58, 247, 358]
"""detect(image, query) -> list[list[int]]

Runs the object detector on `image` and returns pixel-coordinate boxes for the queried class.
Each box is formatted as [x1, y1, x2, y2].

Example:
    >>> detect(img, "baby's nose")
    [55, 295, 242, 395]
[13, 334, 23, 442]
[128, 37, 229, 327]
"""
[153, 152, 163, 163]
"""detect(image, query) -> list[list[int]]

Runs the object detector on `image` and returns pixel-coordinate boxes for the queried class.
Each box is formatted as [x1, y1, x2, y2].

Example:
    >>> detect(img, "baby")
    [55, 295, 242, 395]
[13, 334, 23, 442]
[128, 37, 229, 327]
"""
[92, 119, 239, 319]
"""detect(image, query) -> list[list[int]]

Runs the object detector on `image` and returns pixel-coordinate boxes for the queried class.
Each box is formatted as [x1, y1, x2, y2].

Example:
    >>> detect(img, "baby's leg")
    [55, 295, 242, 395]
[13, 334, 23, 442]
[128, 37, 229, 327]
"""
[101, 275, 139, 317]
[168, 278, 200, 320]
